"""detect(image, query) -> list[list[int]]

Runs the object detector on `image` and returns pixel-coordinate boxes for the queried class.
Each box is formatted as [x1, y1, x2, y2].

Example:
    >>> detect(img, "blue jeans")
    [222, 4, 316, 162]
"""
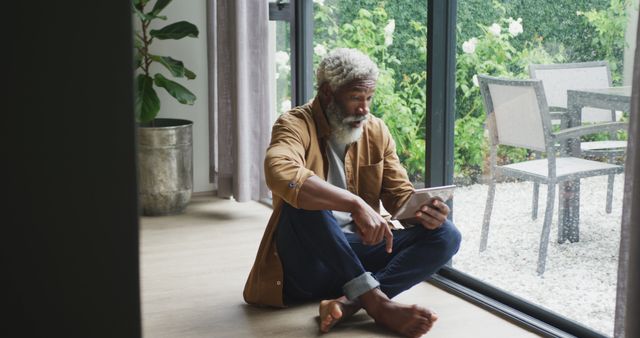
[275, 203, 462, 303]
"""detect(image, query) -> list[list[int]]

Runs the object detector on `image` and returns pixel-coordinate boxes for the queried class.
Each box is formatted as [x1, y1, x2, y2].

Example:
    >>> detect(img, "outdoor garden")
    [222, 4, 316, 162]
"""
[273, 0, 630, 182]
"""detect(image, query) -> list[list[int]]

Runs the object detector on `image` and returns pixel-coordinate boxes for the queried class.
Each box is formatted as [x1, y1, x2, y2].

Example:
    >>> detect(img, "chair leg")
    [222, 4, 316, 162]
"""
[480, 180, 496, 252]
[531, 151, 541, 220]
[537, 183, 556, 275]
[606, 174, 614, 214]
[531, 182, 540, 220]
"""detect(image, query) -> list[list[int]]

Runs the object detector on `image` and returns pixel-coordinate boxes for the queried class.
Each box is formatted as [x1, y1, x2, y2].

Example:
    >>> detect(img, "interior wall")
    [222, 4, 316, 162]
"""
[149, 0, 214, 193]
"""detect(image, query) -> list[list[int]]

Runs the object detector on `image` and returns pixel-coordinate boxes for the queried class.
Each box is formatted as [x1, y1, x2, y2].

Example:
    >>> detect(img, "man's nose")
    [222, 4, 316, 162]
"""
[356, 101, 369, 115]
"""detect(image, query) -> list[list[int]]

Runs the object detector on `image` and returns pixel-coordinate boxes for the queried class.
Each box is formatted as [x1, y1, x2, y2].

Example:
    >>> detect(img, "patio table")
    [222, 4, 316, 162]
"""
[559, 86, 631, 243]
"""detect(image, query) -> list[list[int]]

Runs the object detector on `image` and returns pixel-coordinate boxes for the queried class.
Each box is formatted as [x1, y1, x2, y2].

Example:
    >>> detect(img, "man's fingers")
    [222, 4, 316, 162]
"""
[415, 210, 440, 223]
[359, 227, 377, 245]
[432, 199, 450, 216]
[419, 204, 447, 223]
[384, 226, 393, 253]
[415, 208, 445, 230]
[357, 228, 369, 243]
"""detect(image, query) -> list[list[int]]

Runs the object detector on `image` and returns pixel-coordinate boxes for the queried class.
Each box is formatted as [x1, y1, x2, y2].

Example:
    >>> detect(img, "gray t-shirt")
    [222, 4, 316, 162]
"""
[326, 138, 356, 233]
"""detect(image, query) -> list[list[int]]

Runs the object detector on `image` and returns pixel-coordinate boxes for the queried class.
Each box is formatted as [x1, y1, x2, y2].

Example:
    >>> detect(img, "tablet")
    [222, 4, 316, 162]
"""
[391, 185, 456, 221]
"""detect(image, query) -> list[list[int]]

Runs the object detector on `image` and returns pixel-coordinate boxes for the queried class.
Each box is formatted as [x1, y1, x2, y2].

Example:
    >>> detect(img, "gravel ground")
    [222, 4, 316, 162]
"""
[450, 174, 625, 336]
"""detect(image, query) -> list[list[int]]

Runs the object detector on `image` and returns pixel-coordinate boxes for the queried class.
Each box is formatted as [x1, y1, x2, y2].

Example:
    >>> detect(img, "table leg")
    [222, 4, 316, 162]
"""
[559, 99, 583, 243]
[558, 180, 580, 243]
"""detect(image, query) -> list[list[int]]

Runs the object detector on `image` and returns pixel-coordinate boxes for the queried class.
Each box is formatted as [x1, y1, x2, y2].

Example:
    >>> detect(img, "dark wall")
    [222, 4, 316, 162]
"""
[4, 1, 141, 337]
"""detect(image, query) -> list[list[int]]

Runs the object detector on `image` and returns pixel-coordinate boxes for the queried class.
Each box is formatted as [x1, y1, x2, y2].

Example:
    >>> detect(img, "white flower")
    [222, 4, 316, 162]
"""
[508, 18, 523, 37]
[462, 37, 478, 54]
[280, 99, 291, 113]
[384, 19, 395, 47]
[384, 19, 395, 35]
[314, 44, 327, 57]
[489, 23, 501, 36]
[314, 0, 325, 5]
[472, 74, 479, 87]
[275, 51, 289, 67]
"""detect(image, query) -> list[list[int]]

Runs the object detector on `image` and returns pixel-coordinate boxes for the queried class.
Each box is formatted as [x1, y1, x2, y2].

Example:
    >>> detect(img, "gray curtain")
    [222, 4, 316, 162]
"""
[206, 0, 271, 202]
[614, 11, 640, 338]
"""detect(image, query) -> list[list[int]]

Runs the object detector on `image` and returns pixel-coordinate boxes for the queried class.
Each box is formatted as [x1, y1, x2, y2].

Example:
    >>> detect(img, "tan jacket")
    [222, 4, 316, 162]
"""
[243, 97, 414, 307]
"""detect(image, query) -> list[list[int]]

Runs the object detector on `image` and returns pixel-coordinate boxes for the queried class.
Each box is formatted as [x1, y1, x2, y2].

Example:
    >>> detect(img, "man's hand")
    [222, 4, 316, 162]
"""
[350, 198, 393, 253]
[415, 199, 450, 230]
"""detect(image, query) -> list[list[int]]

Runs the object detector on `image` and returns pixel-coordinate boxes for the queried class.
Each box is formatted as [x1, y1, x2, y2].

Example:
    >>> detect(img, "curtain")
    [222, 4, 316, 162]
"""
[206, 0, 272, 202]
[614, 11, 640, 338]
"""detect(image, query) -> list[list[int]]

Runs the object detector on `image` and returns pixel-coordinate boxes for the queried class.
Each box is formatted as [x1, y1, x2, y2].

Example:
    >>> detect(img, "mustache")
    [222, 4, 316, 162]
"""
[342, 115, 367, 123]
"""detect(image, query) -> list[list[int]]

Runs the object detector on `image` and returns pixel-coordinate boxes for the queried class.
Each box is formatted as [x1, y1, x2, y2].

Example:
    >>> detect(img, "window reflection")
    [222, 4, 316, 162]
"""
[453, 0, 637, 335]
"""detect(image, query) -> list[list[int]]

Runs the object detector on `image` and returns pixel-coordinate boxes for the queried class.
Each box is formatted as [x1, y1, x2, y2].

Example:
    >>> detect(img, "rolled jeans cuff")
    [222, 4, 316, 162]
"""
[343, 272, 380, 300]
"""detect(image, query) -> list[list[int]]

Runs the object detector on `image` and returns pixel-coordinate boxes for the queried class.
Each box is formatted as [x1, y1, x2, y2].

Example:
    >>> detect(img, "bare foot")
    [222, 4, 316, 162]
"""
[360, 288, 438, 338]
[318, 296, 361, 333]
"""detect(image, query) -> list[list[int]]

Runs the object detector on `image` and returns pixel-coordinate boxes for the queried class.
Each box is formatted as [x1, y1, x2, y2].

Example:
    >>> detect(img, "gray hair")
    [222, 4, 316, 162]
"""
[316, 48, 379, 91]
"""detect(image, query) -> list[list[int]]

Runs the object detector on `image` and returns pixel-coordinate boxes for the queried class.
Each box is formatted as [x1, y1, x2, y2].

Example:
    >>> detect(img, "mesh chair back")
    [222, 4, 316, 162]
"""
[479, 76, 549, 152]
[530, 61, 613, 123]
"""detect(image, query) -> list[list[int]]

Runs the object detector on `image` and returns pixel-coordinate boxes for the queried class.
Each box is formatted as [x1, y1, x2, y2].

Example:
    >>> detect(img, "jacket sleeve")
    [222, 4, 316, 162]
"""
[379, 121, 414, 216]
[264, 114, 316, 208]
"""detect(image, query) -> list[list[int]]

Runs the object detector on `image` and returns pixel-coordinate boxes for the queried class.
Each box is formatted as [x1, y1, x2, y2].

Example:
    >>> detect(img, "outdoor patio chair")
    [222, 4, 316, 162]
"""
[529, 61, 627, 216]
[477, 75, 625, 275]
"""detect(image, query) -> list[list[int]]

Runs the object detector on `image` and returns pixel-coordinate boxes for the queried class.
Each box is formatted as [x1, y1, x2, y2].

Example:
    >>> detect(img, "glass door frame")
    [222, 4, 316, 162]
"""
[268, 0, 314, 105]
[271, 1, 608, 336]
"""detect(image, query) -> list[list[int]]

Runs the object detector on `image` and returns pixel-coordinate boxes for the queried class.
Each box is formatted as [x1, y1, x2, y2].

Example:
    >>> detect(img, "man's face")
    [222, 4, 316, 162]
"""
[324, 79, 376, 144]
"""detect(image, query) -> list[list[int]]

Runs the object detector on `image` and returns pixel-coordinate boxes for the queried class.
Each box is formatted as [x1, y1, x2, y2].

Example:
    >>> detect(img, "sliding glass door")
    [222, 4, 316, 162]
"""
[452, 1, 637, 335]
[271, 0, 637, 336]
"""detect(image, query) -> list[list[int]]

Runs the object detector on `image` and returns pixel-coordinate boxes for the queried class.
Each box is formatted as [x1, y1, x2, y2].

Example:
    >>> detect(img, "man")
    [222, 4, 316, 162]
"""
[244, 48, 461, 338]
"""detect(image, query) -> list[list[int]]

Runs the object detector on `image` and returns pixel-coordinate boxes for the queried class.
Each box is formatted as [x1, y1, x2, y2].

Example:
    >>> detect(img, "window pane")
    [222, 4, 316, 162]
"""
[313, 0, 428, 187]
[268, 1, 292, 122]
[453, 1, 637, 335]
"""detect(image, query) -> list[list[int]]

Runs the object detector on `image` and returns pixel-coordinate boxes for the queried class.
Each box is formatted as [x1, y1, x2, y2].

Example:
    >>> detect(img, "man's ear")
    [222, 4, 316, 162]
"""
[319, 83, 333, 101]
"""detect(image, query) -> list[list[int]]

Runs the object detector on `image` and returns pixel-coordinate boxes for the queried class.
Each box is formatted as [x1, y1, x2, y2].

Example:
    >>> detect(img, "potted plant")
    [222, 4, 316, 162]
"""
[133, 0, 199, 216]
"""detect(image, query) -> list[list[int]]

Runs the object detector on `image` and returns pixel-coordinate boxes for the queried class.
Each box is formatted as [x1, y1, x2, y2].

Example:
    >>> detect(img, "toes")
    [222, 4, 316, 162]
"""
[416, 306, 438, 323]
[320, 316, 332, 332]
[331, 307, 342, 320]
[408, 326, 428, 338]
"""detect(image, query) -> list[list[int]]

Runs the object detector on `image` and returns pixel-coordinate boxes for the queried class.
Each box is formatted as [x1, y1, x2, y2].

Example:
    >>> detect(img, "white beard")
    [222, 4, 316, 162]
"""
[325, 101, 366, 145]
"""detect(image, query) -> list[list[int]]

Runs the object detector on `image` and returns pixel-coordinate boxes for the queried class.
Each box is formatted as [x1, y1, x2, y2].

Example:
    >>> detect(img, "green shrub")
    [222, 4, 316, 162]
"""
[454, 115, 487, 180]
[577, 0, 630, 84]
[313, 0, 630, 185]
[314, 3, 427, 182]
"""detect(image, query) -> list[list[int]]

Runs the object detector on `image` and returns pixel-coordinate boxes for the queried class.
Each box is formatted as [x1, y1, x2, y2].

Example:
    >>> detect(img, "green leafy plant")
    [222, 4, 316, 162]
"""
[577, 0, 630, 84]
[314, 0, 629, 185]
[454, 115, 487, 180]
[133, 0, 199, 123]
[314, 4, 427, 181]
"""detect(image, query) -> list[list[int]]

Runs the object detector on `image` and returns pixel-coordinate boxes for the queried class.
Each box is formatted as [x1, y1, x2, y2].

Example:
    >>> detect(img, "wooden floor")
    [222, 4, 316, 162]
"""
[141, 195, 541, 338]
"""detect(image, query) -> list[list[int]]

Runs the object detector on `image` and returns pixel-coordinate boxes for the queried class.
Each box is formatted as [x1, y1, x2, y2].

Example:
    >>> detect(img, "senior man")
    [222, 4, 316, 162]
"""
[243, 48, 461, 338]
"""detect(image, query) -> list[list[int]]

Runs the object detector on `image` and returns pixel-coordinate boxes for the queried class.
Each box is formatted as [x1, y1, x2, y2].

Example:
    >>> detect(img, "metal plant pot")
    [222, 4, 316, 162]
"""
[137, 118, 193, 216]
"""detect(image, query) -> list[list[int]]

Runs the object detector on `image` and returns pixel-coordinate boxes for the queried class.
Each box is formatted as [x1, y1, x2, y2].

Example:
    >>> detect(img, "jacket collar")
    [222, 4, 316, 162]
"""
[311, 96, 331, 140]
